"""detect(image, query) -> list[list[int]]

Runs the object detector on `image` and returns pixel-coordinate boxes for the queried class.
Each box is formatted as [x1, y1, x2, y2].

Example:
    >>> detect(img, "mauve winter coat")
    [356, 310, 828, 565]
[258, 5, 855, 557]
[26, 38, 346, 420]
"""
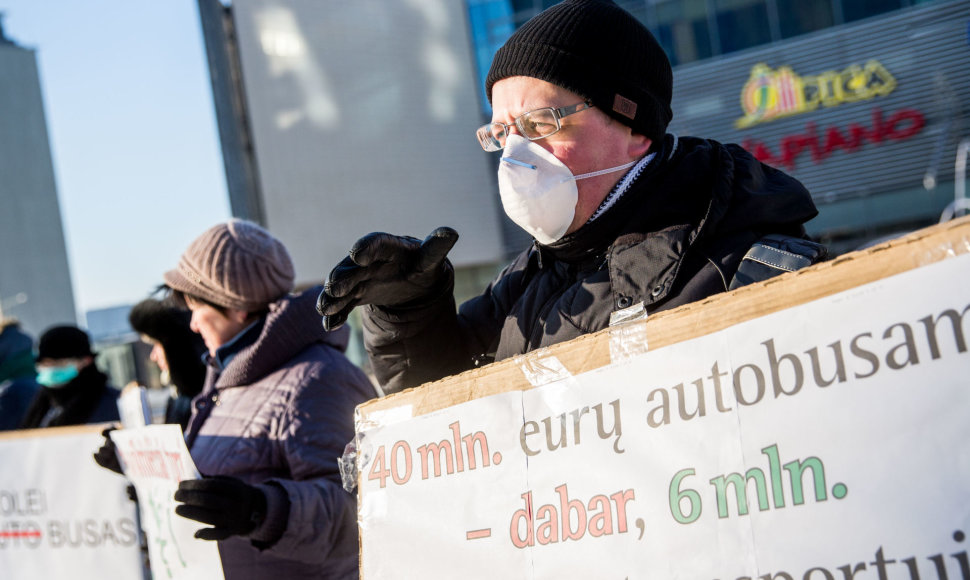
[183, 287, 376, 579]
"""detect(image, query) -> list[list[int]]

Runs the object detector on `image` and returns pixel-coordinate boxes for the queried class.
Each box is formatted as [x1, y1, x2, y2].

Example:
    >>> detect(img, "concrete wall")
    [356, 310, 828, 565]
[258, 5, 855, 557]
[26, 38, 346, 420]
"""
[228, 0, 505, 287]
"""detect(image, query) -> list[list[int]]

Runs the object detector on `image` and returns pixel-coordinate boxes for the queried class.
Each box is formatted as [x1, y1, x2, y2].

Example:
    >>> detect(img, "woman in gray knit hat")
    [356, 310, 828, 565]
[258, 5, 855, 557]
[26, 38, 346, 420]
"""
[160, 219, 376, 579]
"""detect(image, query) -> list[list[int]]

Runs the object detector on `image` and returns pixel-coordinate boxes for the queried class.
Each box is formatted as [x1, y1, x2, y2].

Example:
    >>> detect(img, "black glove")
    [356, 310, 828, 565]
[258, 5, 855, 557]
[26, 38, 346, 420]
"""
[317, 227, 459, 331]
[174, 476, 267, 541]
[93, 426, 124, 475]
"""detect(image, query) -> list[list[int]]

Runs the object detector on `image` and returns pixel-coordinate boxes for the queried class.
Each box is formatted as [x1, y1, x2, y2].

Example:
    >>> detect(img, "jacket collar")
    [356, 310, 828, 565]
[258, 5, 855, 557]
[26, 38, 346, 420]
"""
[214, 287, 349, 388]
[539, 134, 681, 265]
[539, 133, 817, 306]
[206, 319, 263, 372]
[38, 363, 107, 407]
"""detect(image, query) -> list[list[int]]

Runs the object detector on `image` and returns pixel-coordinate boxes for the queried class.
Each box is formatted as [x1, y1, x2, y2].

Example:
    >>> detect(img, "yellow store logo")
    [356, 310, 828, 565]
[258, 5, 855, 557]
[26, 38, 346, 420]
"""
[736, 60, 897, 129]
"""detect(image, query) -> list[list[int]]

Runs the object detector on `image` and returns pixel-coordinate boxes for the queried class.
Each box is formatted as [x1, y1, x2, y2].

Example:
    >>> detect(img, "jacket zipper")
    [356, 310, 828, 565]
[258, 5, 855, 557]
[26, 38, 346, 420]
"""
[524, 265, 575, 353]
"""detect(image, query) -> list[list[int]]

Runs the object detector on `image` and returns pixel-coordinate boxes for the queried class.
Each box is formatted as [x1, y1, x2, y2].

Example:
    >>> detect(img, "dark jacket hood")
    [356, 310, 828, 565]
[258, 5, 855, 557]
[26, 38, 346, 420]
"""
[0, 323, 34, 370]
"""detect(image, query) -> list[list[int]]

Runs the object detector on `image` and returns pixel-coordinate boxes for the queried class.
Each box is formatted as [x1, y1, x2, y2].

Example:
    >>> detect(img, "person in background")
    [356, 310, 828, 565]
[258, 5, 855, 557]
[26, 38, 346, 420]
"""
[91, 298, 207, 579]
[20, 325, 119, 428]
[93, 297, 207, 472]
[317, 0, 827, 395]
[0, 319, 40, 431]
[128, 297, 206, 429]
[163, 219, 376, 579]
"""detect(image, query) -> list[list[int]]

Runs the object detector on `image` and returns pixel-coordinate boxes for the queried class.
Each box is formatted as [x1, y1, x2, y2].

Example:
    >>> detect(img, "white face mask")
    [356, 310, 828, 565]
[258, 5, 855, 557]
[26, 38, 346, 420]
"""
[497, 135, 636, 245]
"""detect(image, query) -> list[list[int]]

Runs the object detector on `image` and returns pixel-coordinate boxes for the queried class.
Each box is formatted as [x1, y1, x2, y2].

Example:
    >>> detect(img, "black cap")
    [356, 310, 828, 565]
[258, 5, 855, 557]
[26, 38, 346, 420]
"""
[485, 0, 673, 145]
[129, 298, 193, 345]
[37, 325, 93, 361]
[129, 298, 206, 397]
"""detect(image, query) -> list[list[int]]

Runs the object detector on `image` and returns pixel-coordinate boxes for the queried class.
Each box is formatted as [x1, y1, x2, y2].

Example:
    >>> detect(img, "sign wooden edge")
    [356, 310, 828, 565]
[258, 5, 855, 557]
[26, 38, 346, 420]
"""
[0, 422, 117, 441]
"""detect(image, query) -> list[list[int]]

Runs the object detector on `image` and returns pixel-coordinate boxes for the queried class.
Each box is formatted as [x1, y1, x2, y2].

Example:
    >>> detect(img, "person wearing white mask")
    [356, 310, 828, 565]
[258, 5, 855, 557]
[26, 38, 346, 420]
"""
[20, 325, 120, 428]
[317, 0, 827, 395]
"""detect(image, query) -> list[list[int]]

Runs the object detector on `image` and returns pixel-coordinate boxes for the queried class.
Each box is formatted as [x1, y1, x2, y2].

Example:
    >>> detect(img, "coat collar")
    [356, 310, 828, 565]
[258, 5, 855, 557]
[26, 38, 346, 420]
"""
[214, 287, 349, 388]
[537, 134, 816, 306]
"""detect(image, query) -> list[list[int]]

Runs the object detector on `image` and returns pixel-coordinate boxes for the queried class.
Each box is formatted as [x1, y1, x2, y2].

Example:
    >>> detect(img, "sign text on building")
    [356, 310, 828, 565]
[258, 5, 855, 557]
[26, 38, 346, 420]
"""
[736, 60, 897, 129]
[742, 107, 924, 169]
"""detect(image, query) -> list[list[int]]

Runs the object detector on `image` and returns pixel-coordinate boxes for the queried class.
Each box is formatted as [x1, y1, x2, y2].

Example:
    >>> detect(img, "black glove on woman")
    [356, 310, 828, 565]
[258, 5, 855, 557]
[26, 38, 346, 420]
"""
[174, 476, 267, 541]
[316, 227, 459, 331]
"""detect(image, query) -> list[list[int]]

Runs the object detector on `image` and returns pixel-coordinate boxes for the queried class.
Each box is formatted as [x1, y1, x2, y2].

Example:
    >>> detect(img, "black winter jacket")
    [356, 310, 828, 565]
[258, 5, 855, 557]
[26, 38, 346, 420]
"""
[362, 135, 821, 394]
[19, 364, 120, 428]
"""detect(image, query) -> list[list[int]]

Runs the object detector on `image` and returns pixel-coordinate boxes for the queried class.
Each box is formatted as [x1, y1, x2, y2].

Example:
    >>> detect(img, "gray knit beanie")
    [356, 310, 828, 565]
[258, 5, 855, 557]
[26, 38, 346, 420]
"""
[485, 0, 673, 145]
[163, 220, 295, 312]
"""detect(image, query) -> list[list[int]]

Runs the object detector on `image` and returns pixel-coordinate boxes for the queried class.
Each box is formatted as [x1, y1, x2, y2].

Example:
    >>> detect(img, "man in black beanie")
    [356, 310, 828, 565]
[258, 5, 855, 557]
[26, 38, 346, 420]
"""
[20, 325, 120, 428]
[318, 0, 826, 394]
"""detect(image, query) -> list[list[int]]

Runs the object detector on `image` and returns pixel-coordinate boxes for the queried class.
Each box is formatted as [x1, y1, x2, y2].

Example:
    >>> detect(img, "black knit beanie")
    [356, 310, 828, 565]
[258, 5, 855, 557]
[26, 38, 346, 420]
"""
[129, 299, 193, 347]
[37, 325, 94, 361]
[485, 0, 673, 145]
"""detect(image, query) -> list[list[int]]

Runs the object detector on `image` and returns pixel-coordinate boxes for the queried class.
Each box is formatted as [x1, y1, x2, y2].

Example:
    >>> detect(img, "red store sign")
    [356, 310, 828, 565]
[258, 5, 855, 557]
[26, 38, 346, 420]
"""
[741, 108, 925, 170]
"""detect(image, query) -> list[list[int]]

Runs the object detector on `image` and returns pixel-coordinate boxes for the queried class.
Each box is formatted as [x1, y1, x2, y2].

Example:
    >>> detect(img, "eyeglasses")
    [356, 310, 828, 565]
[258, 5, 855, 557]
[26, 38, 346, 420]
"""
[476, 100, 593, 152]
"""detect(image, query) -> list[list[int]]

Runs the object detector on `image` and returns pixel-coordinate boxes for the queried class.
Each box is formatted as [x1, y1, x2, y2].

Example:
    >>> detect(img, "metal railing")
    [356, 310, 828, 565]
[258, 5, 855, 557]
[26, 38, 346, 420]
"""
[939, 138, 970, 223]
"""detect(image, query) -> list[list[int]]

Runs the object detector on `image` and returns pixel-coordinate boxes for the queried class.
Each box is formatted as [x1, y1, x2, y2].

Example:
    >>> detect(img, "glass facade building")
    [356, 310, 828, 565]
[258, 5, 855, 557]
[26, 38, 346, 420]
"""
[469, 0, 935, 71]
[200, 0, 968, 371]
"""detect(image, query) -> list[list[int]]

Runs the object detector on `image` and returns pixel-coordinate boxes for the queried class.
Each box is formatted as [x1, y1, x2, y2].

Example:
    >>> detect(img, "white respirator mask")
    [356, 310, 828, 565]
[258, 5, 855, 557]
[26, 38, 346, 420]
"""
[497, 134, 636, 245]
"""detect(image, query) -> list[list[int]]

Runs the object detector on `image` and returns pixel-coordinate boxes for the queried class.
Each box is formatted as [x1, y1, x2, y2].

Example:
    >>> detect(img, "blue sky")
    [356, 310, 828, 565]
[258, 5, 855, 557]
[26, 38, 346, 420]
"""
[0, 0, 231, 319]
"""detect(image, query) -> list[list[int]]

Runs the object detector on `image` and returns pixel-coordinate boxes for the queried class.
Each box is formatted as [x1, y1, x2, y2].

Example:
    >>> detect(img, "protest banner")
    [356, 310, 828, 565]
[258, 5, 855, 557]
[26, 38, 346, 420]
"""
[355, 217, 970, 578]
[0, 424, 143, 579]
[111, 424, 225, 580]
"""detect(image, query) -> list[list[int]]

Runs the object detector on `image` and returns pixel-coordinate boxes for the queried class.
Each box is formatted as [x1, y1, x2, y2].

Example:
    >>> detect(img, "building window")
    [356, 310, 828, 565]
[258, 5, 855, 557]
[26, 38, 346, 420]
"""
[467, 0, 516, 113]
[842, 0, 906, 23]
[509, 0, 543, 24]
[776, 0, 834, 38]
[654, 0, 713, 66]
[714, 0, 772, 54]
[615, 0, 650, 26]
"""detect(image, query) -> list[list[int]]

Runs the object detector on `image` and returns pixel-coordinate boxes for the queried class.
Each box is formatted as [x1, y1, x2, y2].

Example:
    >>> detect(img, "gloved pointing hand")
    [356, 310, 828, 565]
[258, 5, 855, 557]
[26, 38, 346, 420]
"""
[174, 476, 267, 541]
[317, 227, 459, 331]
[93, 426, 124, 475]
